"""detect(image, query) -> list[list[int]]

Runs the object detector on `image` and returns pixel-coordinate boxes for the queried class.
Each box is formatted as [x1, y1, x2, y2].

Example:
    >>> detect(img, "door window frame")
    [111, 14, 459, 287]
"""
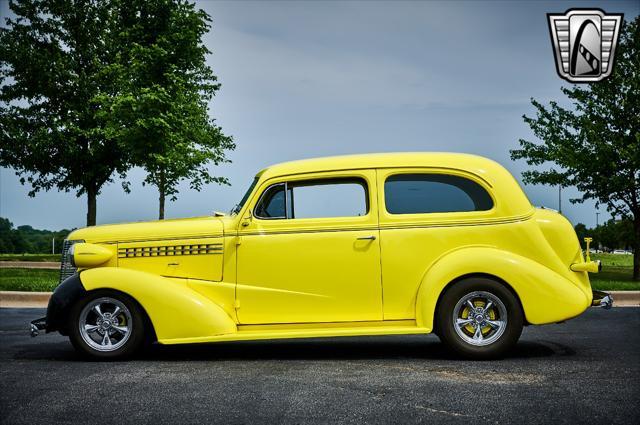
[253, 182, 288, 220]
[243, 170, 379, 232]
[253, 178, 370, 221]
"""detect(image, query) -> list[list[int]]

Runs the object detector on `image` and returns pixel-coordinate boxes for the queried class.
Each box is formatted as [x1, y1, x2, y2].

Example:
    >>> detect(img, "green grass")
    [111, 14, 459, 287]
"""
[585, 253, 638, 291]
[590, 266, 639, 291]
[591, 253, 634, 267]
[0, 268, 59, 292]
[0, 253, 61, 262]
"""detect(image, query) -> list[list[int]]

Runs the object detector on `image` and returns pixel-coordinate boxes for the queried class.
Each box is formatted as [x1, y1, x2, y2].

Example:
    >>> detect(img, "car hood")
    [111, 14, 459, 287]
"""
[67, 216, 226, 244]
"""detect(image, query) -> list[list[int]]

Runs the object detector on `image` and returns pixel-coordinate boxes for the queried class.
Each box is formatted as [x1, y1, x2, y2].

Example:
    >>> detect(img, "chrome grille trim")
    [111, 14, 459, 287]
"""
[59, 239, 83, 285]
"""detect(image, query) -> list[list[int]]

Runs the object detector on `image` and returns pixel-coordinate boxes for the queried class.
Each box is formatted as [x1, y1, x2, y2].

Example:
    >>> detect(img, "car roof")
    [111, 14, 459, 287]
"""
[260, 152, 504, 180]
[257, 152, 534, 218]
[259, 152, 501, 176]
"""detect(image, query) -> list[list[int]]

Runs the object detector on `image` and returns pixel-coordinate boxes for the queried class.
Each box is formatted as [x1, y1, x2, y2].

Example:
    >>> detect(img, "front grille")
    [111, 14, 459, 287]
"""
[59, 239, 83, 285]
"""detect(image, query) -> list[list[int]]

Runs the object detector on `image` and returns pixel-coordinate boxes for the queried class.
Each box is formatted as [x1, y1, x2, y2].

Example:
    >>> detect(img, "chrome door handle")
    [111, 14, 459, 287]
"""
[357, 236, 376, 241]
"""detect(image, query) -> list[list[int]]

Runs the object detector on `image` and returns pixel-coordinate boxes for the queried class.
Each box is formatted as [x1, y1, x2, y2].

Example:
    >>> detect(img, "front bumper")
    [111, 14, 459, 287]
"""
[30, 317, 46, 337]
[592, 290, 613, 309]
[29, 273, 86, 337]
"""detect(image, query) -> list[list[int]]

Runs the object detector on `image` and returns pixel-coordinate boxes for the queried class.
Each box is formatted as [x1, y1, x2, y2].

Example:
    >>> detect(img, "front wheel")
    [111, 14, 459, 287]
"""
[436, 278, 523, 359]
[68, 290, 145, 360]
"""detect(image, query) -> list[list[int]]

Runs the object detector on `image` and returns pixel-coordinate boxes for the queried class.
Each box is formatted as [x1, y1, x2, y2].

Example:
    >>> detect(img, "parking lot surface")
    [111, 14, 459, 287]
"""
[1, 308, 638, 424]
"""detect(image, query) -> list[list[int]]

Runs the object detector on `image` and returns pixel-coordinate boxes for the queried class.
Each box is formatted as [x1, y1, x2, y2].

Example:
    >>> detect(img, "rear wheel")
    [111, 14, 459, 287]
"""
[437, 277, 523, 359]
[68, 290, 145, 360]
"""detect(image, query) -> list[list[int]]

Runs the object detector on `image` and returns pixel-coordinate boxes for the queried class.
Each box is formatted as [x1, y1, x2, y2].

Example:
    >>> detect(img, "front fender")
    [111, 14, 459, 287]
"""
[46, 273, 86, 334]
[79, 267, 236, 342]
[415, 247, 592, 330]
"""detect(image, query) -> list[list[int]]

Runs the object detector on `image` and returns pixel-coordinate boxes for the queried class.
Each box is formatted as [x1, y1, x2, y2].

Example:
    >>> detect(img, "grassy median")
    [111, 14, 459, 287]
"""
[0, 268, 59, 292]
[590, 253, 637, 291]
[0, 253, 61, 262]
[0, 253, 637, 292]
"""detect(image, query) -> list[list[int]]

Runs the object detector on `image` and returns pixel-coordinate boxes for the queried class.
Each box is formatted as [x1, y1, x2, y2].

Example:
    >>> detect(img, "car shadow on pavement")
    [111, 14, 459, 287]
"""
[145, 338, 575, 362]
[15, 335, 572, 362]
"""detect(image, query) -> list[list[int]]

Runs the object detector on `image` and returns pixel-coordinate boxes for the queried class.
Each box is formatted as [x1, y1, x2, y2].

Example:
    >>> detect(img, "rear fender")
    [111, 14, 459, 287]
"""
[79, 267, 236, 342]
[415, 247, 592, 330]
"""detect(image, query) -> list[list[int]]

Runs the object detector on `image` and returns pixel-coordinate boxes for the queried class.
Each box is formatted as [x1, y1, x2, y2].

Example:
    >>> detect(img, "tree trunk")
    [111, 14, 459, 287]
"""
[158, 168, 165, 220]
[86, 185, 97, 227]
[633, 214, 640, 281]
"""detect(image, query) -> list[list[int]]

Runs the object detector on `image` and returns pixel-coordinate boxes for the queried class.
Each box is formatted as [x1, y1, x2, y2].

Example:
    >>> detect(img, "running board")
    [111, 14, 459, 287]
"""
[158, 321, 430, 345]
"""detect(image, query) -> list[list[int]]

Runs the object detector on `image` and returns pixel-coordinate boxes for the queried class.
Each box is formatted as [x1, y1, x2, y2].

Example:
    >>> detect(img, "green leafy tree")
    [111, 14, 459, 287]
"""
[112, 0, 234, 219]
[574, 223, 588, 248]
[593, 218, 635, 251]
[0, 0, 131, 226]
[0, 217, 73, 253]
[0, 0, 232, 223]
[511, 17, 640, 280]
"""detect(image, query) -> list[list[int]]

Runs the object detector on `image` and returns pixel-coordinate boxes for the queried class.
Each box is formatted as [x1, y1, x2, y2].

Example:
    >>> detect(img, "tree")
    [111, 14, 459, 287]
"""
[0, 0, 132, 226]
[574, 223, 588, 248]
[511, 17, 640, 280]
[112, 0, 234, 219]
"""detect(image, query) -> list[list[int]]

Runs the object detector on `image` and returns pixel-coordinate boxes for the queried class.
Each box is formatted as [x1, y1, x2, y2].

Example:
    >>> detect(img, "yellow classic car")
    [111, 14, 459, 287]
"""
[30, 153, 611, 360]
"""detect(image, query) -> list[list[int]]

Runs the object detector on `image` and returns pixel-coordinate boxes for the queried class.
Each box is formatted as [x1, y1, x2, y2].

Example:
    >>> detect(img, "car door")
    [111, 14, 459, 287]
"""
[236, 170, 383, 324]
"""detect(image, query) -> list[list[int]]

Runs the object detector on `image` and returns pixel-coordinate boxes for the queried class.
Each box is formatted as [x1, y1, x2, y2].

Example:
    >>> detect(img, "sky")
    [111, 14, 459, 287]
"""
[1, 0, 638, 231]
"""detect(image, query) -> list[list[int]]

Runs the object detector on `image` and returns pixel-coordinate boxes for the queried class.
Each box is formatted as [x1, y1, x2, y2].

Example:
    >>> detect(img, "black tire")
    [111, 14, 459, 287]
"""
[68, 289, 145, 360]
[436, 277, 523, 359]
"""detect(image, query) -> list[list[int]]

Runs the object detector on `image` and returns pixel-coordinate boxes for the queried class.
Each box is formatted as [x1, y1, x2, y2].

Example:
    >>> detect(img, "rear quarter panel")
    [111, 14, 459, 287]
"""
[376, 165, 591, 327]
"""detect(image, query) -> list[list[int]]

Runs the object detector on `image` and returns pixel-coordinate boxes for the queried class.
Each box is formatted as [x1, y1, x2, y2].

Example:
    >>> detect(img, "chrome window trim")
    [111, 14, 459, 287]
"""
[253, 182, 288, 220]
[254, 178, 370, 221]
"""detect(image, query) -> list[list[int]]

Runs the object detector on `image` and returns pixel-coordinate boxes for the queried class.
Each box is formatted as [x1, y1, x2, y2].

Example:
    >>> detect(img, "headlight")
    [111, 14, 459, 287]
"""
[71, 243, 114, 268]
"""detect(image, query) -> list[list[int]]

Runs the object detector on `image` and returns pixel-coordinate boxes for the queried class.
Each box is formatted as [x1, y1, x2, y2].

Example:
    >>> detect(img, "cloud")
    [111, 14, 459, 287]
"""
[2, 0, 638, 229]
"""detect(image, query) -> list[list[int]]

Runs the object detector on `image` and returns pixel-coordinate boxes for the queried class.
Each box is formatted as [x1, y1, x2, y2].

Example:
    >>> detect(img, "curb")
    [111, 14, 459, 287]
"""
[608, 291, 640, 307]
[0, 291, 52, 308]
[1, 290, 639, 309]
[0, 261, 60, 270]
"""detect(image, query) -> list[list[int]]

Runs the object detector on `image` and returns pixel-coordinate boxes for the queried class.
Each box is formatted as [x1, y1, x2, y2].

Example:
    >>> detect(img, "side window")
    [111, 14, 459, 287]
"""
[290, 179, 367, 219]
[254, 183, 286, 218]
[384, 174, 493, 214]
[254, 178, 368, 220]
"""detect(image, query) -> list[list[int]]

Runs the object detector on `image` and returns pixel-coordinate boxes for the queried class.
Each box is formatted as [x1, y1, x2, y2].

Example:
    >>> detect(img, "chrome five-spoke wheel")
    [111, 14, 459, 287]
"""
[79, 297, 132, 351]
[452, 291, 507, 346]
[70, 290, 146, 359]
[437, 277, 523, 359]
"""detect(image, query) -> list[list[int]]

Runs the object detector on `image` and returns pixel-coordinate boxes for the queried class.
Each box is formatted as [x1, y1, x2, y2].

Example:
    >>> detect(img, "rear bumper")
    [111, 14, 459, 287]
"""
[592, 290, 613, 309]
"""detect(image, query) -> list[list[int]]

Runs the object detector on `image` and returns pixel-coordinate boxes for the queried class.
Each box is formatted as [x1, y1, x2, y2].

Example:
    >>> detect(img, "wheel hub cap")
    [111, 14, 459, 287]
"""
[78, 297, 133, 352]
[452, 291, 508, 347]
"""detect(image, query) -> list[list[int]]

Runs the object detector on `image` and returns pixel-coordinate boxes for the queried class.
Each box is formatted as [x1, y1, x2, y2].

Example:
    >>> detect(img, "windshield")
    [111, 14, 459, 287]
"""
[230, 177, 259, 215]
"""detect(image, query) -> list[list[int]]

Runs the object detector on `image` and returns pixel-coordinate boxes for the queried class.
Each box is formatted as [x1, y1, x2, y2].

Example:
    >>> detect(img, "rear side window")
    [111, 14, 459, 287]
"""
[384, 174, 493, 214]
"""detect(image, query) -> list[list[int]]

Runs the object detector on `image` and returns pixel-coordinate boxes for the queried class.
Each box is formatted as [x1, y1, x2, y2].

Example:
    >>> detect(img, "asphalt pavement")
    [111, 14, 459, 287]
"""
[1, 308, 638, 424]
